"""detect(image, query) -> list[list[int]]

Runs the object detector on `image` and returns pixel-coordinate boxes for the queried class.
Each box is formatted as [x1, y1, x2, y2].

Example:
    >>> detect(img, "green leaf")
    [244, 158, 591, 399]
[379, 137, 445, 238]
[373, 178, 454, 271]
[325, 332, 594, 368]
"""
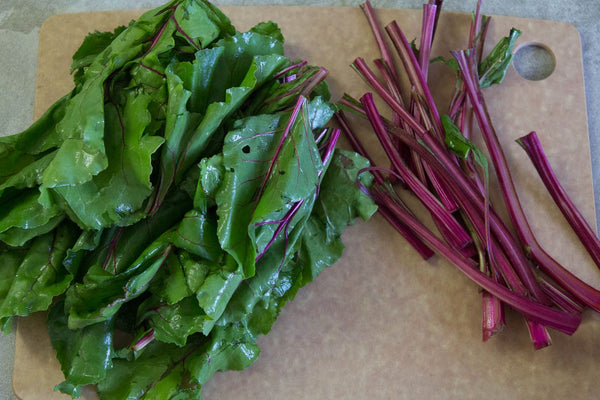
[195, 150, 376, 385]
[479, 28, 521, 88]
[186, 324, 260, 386]
[187, 47, 225, 114]
[0, 223, 77, 319]
[175, 52, 288, 178]
[194, 155, 224, 212]
[0, 151, 55, 194]
[214, 246, 302, 338]
[298, 149, 376, 284]
[97, 340, 194, 400]
[142, 363, 186, 400]
[47, 299, 114, 387]
[180, 0, 235, 41]
[0, 244, 25, 303]
[180, 251, 209, 294]
[245, 98, 328, 262]
[0, 93, 69, 158]
[71, 26, 127, 74]
[65, 239, 171, 329]
[149, 61, 204, 213]
[149, 251, 193, 305]
[249, 21, 284, 43]
[0, 316, 13, 334]
[0, 215, 64, 248]
[214, 97, 332, 280]
[54, 381, 82, 398]
[62, 229, 103, 276]
[64, 189, 192, 329]
[150, 38, 288, 211]
[138, 295, 212, 346]
[130, 52, 168, 97]
[169, 389, 203, 400]
[75, 188, 191, 278]
[435, 56, 459, 74]
[212, 113, 278, 277]
[172, 209, 221, 261]
[212, 28, 285, 92]
[41, 3, 176, 190]
[173, 0, 223, 49]
[195, 254, 243, 324]
[51, 91, 164, 230]
[0, 189, 62, 245]
[442, 114, 489, 181]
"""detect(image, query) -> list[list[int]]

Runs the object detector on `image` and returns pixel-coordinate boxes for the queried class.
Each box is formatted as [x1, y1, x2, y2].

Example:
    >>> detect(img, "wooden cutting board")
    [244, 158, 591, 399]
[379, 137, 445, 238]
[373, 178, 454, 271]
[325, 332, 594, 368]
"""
[13, 5, 598, 400]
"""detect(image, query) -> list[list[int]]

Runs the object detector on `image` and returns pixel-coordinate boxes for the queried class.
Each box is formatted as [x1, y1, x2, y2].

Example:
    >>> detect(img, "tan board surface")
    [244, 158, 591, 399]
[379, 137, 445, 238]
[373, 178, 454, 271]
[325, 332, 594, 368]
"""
[14, 5, 599, 400]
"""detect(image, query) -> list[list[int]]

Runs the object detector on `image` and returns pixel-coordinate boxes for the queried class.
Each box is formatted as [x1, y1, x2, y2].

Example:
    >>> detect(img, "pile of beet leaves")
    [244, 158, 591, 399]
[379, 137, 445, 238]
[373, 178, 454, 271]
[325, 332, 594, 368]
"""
[0, 0, 375, 398]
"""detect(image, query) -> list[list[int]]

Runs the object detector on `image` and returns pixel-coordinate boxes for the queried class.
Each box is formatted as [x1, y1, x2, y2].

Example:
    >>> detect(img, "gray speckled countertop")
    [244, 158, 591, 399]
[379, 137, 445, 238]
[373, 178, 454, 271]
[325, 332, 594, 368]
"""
[0, 1, 598, 399]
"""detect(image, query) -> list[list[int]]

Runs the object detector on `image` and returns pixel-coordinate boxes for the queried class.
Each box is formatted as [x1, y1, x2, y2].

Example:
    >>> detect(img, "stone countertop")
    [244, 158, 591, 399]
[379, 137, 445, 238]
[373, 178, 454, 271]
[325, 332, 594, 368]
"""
[0, 1, 598, 399]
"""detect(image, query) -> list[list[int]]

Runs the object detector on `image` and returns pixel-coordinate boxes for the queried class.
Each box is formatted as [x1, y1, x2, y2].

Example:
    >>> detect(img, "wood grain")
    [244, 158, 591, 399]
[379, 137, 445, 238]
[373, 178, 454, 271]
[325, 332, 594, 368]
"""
[14, 5, 598, 400]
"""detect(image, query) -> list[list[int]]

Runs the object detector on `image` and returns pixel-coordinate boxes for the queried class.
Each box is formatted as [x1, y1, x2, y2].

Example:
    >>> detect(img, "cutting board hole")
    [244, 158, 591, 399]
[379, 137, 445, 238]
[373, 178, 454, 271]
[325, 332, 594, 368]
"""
[513, 43, 556, 81]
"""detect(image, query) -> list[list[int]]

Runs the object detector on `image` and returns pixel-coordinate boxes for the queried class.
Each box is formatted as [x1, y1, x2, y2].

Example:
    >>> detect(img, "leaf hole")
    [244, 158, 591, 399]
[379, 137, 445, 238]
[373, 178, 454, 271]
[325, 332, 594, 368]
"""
[513, 43, 556, 81]
[242, 145, 251, 154]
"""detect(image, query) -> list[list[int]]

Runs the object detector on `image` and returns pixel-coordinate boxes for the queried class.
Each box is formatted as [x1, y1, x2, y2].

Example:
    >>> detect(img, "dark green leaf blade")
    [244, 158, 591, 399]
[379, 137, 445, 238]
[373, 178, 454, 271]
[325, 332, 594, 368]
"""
[47, 300, 114, 388]
[138, 295, 212, 346]
[97, 340, 193, 400]
[71, 26, 127, 74]
[51, 92, 164, 230]
[186, 324, 260, 386]
[0, 222, 77, 319]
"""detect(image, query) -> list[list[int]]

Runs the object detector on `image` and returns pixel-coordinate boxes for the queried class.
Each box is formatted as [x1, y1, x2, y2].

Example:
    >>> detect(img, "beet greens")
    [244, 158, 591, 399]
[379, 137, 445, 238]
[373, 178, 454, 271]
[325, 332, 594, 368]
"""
[0, 1, 376, 398]
[339, 0, 600, 349]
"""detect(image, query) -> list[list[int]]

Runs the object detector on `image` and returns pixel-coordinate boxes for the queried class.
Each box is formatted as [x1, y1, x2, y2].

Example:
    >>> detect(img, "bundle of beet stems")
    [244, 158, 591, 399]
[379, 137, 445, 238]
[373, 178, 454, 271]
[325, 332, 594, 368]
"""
[337, 0, 600, 349]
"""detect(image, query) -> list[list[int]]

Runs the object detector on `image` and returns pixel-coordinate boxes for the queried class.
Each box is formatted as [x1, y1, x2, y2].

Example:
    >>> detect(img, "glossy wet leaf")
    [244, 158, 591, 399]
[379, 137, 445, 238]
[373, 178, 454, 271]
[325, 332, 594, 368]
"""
[0, 1, 376, 399]
[0, 223, 77, 319]
[48, 300, 115, 388]
[96, 340, 194, 400]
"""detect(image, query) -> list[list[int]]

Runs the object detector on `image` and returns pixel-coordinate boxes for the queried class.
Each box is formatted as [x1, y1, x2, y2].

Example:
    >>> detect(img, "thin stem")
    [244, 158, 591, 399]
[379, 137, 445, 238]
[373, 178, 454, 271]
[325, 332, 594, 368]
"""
[429, 0, 444, 39]
[418, 4, 438, 79]
[255, 200, 304, 262]
[454, 49, 600, 312]
[131, 330, 155, 352]
[352, 57, 428, 137]
[335, 111, 384, 185]
[518, 131, 600, 271]
[372, 187, 582, 335]
[337, 111, 434, 259]
[378, 205, 435, 260]
[539, 278, 585, 314]
[361, 93, 472, 249]
[273, 60, 308, 79]
[394, 127, 551, 305]
[320, 128, 341, 168]
[352, 58, 459, 212]
[385, 20, 443, 139]
[299, 67, 329, 98]
[360, 0, 401, 88]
